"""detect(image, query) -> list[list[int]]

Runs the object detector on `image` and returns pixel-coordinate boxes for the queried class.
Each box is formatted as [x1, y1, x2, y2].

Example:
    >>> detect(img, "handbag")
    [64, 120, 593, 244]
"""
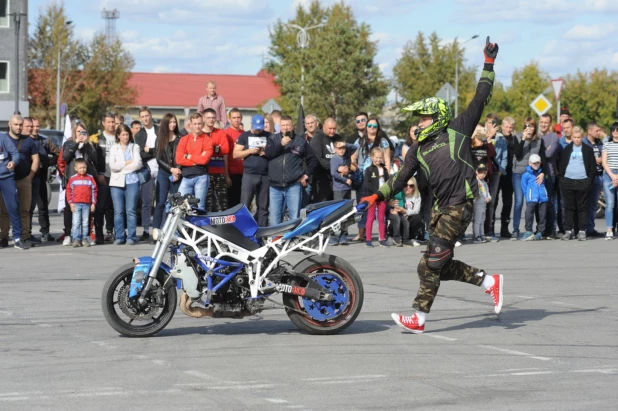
[131, 144, 151, 184]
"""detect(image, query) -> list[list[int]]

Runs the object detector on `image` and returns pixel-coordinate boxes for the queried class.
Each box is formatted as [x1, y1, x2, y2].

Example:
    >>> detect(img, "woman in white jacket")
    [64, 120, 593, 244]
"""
[109, 124, 142, 245]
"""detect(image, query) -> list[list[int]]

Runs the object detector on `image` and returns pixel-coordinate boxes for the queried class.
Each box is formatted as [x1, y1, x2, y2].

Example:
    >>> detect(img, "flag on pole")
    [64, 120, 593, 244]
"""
[62, 114, 72, 144]
[58, 114, 72, 212]
[295, 103, 305, 137]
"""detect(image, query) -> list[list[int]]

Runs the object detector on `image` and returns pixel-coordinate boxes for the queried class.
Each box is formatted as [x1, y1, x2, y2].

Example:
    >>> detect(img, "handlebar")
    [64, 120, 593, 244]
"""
[167, 193, 200, 208]
[356, 202, 368, 212]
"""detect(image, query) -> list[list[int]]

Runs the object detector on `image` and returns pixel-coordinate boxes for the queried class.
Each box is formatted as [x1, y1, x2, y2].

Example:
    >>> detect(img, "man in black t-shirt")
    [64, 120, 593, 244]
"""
[233, 115, 271, 226]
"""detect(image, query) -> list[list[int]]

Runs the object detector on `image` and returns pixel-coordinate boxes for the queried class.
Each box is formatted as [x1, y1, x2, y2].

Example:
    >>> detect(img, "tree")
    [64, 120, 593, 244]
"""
[502, 62, 550, 124]
[28, 2, 136, 130]
[561, 69, 618, 129]
[265, 0, 388, 136]
[392, 32, 478, 133]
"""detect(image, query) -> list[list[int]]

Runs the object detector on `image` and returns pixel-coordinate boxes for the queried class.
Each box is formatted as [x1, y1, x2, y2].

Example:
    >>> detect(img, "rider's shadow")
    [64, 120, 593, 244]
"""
[426, 307, 607, 333]
[156, 318, 391, 337]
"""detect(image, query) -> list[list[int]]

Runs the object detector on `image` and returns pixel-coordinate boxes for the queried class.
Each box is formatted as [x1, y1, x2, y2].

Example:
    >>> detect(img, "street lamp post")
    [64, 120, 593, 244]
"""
[454, 34, 479, 117]
[56, 20, 73, 130]
[282, 23, 324, 107]
[10, 11, 27, 114]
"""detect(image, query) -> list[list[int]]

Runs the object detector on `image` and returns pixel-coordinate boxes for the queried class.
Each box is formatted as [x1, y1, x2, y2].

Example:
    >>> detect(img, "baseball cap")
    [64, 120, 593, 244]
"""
[251, 115, 264, 130]
[529, 154, 541, 164]
[476, 163, 488, 172]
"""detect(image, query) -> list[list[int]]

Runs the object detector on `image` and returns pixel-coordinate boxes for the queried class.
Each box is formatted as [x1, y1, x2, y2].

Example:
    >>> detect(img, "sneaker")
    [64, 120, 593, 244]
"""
[379, 240, 388, 247]
[473, 236, 486, 244]
[454, 241, 462, 247]
[521, 231, 534, 241]
[605, 231, 614, 241]
[587, 230, 601, 238]
[328, 237, 340, 247]
[561, 230, 572, 241]
[41, 233, 54, 242]
[13, 239, 29, 250]
[26, 235, 41, 244]
[339, 236, 349, 246]
[402, 239, 414, 247]
[488, 233, 500, 243]
[113, 239, 126, 245]
[139, 232, 150, 242]
[0, 238, 8, 248]
[534, 232, 542, 241]
[412, 240, 421, 247]
[577, 231, 587, 241]
[104, 231, 114, 242]
[62, 236, 72, 246]
[365, 241, 374, 248]
[500, 229, 512, 238]
[72, 239, 82, 248]
[127, 239, 137, 245]
[391, 313, 425, 334]
[511, 230, 520, 241]
[392, 237, 403, 247]
[485, 274, 503, 314]
[82, 239, 90, 247]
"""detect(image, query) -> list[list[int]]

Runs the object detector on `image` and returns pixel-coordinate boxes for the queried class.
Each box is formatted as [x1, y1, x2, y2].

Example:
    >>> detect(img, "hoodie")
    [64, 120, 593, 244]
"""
[521, 166, 548, 203]
[0, 133, 21, 179]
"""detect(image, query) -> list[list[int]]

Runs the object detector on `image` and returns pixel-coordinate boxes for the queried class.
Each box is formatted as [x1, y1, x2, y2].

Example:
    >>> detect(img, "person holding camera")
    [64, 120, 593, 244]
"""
[511, 117, 547, 240]
[471, 120, 499, 242]
[265, 116, 317, 226]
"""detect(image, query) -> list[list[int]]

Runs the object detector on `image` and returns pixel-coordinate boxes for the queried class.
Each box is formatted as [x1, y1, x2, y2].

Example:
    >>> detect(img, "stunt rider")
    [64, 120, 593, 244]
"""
[361, 37, 503, 333]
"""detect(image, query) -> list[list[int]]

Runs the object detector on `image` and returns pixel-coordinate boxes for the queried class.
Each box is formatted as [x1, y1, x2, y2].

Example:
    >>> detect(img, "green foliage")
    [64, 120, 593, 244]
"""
[265, 0, 388, 136]
[28, 2, 136, 130]
[561, 69, 618, 130]
[392, 32, 478, 134]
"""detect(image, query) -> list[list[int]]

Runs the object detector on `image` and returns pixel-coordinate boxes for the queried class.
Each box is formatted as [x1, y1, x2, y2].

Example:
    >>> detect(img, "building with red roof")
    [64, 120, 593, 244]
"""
[127, 70, 280, 129]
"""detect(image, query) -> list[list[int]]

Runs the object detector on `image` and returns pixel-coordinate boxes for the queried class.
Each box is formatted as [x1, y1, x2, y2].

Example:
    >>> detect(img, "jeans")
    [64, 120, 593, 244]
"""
[511, 173, 524, 232]
[473, 199, 486, 239]
[525, 201, 547, 233]
[302, 183, 312, 208]
[544, 175, 558, 234]
[1, 178, 33, 241]
[0, 177, 22, 240]
[389, 213, 410, 240]
[139, 176, 155, 232]
[269, 183, 302, 225]
[240, 173, 269, 227]
[111, 183, 139, 242]
[603, 171, 618, 229]
[355, 186, 367, 230]
[179, 174, 209, 210]
[153, 171, 181, 229]
[333, 190, 352, 235]
[71, 203, 90, 241]
[587, 174, 602, 233]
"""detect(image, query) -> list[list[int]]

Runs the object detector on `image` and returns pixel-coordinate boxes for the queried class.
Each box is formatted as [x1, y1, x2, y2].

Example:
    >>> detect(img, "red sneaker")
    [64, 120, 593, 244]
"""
[391, 313, 425, 334]
[485, 274, 503, 314]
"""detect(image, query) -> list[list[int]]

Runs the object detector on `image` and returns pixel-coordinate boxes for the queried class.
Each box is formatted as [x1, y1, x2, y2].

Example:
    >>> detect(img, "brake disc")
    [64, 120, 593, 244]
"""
[118, 284, 161, 321]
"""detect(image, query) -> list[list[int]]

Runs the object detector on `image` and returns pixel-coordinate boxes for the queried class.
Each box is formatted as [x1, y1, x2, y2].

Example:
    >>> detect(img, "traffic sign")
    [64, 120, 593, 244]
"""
[551, 79, 564, 101]
[530, 94, 552, 116]
[60, 103, 67, 116]
[262, 98, 282, 114]
[436, 82, 458, 104]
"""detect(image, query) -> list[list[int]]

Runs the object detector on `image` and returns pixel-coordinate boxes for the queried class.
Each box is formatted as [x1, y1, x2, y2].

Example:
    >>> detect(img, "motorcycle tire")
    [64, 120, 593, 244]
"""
[102, 263, 177, 337]
[283, 254, 364, 335]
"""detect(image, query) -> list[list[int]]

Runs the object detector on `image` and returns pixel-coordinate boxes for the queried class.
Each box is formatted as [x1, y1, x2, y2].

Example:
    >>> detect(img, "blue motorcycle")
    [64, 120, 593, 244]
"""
[102, 194, 365, 337]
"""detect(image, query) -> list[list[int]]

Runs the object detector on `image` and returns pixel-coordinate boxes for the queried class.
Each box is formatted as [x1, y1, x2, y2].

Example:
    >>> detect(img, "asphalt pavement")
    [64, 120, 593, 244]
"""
[0, 200, 617, 410]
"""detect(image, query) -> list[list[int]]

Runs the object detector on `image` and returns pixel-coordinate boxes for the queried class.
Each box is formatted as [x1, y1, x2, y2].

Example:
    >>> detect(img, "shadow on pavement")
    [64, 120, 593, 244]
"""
[155, 318, 391, 337]
[427, 307, 607, 333]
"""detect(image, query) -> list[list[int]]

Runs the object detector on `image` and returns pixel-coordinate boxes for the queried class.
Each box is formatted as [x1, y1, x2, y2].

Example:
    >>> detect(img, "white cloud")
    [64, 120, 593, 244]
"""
[563, 23, 615, 41]
[583, 0, 618, 12]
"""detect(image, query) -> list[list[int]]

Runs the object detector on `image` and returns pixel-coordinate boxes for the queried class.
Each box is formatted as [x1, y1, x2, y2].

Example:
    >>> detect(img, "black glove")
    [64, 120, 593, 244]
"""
[484, 36, 499, 64]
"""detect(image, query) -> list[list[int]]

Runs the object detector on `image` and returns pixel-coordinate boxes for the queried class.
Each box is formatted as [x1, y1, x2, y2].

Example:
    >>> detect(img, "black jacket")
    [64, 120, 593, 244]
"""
[135, 125, 159, 165]
[155, 135, 181, 174]
[558, 143, 597, 184]
[364, 164, 389, 196]
[309, 130, 343, 183]
[265, 133, 318, 187]
[61, 140, 104, 186]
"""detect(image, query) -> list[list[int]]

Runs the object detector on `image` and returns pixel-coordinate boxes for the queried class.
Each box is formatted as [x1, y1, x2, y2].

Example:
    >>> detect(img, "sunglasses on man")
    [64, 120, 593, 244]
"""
[356, 118, 367, 124]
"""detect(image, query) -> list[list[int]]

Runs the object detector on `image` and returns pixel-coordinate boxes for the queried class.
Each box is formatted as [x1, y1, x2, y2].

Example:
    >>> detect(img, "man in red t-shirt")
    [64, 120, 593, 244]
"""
[225, 108, 244, 208]
[202, 109, 231, 212]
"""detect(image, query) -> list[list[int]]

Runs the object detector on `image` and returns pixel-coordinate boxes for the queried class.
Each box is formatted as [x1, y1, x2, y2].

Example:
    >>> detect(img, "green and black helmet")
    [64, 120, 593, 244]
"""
[402, 97, 451, 142]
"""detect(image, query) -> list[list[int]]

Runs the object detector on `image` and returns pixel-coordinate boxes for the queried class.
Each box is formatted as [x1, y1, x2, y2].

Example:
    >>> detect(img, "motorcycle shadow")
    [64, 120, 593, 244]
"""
[155, 319, 391, 337]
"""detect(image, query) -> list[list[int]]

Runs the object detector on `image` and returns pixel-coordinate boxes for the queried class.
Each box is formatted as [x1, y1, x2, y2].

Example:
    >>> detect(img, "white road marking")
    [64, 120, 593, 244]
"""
[302, 375, 386, 382]
[511, 371, 555, 376]
[151, 360, 166, 366]
[184, 370, 216, 380]
[0, 311, 13, 317]
[478, 345, 552, 361]
[426, 334, 458, 342]
[517, 295, 536, 299]
[264, 398, 288, 404]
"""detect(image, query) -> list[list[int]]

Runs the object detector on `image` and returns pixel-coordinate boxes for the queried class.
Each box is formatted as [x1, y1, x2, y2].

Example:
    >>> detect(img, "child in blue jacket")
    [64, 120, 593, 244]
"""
[520, 154, 548, 241]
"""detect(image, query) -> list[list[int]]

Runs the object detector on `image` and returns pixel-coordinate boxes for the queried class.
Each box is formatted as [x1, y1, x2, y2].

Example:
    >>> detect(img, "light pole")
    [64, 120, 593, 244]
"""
[9, 10, 27, 114]
[56, 20, 73, 130]
[282, 23, 324, 107]
[454, 34, 479, 117]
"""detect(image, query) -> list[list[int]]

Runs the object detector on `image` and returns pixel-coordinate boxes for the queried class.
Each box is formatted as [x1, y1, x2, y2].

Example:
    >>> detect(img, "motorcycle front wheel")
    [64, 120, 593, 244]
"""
[283, 254, 364, 335]
[102, 263, 177, 337]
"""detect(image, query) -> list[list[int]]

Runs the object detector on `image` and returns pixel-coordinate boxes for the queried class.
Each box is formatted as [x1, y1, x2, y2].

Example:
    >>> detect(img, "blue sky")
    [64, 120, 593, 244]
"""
[28, 0, 618, 88]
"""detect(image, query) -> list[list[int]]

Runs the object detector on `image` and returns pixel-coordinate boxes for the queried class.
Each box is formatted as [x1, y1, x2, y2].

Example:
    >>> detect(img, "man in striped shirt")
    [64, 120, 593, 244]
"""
[197, 81, 227, 128]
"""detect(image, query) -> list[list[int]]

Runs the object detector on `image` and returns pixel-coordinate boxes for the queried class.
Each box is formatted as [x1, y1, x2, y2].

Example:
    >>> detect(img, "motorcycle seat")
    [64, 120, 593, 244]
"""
[304, 200, 346, 214]
[191, 204, 244, 217]
[256, 218, 302, 238]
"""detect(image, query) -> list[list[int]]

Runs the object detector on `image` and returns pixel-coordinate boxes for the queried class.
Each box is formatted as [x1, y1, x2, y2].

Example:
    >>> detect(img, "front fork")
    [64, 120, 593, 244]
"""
[138, 209, 181, 306]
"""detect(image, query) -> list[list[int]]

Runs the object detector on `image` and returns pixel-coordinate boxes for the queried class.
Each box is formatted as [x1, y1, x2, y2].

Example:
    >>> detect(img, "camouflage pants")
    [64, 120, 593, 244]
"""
[206, 174, 228, 212]
[413, 201, 485, 313]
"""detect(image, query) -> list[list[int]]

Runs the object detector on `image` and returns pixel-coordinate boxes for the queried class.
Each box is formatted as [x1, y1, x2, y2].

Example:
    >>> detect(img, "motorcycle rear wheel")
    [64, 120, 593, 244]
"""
[283, 254, 364, 335]
[102, 263, 177, 337]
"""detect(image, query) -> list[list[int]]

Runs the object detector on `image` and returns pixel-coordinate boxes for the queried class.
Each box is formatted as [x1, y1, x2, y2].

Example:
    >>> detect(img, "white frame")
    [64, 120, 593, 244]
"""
[0, 61, 8, 94]
[0, 0, 9, 28]
[165, 203, 357, 299]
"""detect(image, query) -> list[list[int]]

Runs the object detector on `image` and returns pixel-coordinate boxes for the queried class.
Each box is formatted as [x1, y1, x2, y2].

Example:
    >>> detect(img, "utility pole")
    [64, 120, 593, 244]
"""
[9, 10, 27, 114]
[56, 21, 73, 130]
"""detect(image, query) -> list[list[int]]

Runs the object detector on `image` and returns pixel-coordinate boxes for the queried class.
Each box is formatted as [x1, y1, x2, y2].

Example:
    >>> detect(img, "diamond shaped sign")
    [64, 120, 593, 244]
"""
[530, 94, 552, 116]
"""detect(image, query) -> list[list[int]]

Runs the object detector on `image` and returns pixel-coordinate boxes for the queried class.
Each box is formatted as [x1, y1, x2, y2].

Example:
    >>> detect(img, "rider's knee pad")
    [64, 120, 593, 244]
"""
[425, 237, 453, 270]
